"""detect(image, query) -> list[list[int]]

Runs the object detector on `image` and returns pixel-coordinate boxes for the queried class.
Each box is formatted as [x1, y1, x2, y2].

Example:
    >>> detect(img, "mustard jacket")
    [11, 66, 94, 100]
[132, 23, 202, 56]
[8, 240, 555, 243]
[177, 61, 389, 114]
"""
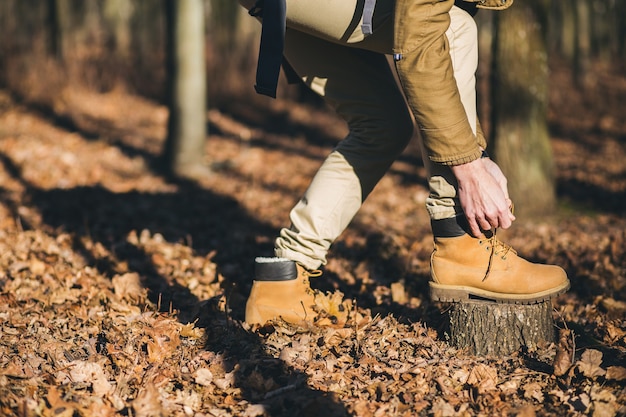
[394, 0, 513, 165]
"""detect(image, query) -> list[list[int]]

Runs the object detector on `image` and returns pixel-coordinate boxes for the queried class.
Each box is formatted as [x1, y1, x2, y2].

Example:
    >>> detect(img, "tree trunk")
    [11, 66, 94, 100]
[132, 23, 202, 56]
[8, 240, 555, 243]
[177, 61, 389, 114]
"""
[573, 0, 592, 87]
[163, 0, 210, 179]
[547, 0, 568, 60]
[617, 1, 626, 63]
[51, 0, 72, 61]
[448, 300, 555, 356]
[491, 0, 556, 219]
[103, 0, 133, 61]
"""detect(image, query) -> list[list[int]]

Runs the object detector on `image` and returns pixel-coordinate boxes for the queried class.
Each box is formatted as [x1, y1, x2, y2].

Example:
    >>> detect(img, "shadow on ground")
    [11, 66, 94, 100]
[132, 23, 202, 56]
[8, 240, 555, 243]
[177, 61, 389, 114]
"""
[0, 147, 350, 416]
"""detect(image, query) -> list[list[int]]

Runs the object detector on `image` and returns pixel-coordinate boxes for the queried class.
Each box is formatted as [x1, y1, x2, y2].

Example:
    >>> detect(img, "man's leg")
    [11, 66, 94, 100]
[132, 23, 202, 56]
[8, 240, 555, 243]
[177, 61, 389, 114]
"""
[275, 30, 413, 270]
[425, 8, 569, 303]
[246, 30, 414, 325]
[425, 5, 478, 221]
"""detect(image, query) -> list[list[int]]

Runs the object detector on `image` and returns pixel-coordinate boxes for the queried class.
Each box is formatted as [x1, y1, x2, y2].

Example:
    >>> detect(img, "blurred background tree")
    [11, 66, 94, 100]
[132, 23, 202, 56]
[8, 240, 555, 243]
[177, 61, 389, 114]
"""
[490, 0, 555, 218]
[162, 0, 209, 179]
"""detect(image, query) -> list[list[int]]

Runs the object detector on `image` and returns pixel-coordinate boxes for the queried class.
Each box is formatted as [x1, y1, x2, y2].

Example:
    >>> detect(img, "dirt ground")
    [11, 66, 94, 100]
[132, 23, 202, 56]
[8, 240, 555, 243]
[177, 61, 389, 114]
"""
[0, 61, 624, 416]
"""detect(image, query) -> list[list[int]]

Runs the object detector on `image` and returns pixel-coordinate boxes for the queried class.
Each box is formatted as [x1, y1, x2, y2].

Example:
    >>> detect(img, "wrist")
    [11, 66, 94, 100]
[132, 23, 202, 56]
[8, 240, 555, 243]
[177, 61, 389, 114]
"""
[450, 157, 482, 179]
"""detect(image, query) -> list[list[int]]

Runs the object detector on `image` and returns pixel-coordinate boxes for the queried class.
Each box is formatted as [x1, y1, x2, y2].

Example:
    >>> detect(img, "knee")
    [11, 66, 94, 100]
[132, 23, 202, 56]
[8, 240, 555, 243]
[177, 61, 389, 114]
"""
[387, 108, 415, 154]
[351, 105, 414, 157]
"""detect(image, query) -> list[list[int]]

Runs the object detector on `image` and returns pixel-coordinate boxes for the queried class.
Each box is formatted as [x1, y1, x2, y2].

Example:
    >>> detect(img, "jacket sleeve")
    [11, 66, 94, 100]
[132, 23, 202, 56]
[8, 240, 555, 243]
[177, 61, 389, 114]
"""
[393, 0, 482, 166]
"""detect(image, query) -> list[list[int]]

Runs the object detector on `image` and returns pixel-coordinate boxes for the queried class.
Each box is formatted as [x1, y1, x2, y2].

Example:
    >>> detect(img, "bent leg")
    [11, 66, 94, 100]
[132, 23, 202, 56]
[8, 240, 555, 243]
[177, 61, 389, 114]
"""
[425, 6, 480, 221]
[423, 8, 570, 302]
[275, 30, 414, 270]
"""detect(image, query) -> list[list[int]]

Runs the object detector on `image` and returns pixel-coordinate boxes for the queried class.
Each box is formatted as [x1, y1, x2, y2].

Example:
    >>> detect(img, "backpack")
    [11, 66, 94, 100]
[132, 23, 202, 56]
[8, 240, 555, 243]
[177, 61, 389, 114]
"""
[250, 0, 514, 98]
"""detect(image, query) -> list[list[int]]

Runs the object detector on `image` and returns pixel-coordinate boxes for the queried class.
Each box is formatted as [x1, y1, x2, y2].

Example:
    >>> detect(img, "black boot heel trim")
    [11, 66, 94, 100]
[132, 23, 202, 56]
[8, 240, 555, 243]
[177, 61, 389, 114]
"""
[255, 260, 298, 281]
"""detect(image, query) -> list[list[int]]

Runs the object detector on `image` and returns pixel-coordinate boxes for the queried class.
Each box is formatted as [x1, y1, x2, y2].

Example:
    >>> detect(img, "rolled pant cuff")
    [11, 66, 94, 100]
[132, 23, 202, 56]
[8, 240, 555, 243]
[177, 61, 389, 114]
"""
[274, 248, 324, 271]
[426, 206, 463, 221]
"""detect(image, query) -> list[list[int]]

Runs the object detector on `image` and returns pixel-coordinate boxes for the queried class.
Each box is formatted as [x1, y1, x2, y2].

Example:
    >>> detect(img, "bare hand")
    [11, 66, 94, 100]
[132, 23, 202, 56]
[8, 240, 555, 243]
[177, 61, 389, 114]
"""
[451, 157, 515, 237]
[481, 157, 513, 209]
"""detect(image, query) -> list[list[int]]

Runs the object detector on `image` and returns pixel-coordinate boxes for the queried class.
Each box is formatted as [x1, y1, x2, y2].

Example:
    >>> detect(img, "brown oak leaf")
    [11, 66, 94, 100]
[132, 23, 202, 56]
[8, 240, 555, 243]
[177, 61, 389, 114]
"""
[605, 366, 626, 381]
[466, 364, 498, 393]
[576, 349, 606, 379]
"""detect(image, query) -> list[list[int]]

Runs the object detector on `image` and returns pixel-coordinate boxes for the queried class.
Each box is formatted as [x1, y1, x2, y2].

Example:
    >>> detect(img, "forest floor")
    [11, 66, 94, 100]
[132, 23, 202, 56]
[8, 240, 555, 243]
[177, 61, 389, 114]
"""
[0, 61, 625, 417]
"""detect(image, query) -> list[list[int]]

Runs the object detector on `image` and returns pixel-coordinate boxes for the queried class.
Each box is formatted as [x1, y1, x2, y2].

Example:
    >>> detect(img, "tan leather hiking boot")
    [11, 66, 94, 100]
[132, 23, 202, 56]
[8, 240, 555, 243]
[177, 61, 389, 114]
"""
[430, 232, 570, 303]
[245, 258, 320, 325]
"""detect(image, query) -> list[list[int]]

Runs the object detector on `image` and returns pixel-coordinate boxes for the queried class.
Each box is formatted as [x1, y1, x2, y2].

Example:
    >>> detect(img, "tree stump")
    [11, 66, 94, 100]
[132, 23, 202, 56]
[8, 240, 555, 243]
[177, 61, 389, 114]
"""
[447, 300, 555, 356]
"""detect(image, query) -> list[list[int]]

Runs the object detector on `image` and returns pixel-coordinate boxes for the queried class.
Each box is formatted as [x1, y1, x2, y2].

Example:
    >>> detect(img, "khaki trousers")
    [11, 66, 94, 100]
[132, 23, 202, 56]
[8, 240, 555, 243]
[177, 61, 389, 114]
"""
[246, 1, 480, 270]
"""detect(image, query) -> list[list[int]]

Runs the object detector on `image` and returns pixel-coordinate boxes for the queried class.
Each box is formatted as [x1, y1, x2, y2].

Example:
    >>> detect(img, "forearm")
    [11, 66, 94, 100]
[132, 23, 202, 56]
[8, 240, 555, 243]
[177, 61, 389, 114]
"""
[393, 0, 483, 165]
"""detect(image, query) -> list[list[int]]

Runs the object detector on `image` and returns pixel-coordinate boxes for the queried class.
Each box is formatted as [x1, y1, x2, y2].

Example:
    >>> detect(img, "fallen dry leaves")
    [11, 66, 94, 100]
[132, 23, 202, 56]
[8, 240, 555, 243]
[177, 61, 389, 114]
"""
[0, 60, 625, 416]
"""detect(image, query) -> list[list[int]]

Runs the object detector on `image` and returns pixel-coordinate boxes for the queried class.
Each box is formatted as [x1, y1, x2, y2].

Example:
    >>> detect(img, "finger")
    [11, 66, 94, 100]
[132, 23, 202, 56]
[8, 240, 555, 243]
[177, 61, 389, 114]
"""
[499, 213, 513, 229]
[506, 199, 516, 222]
[467, 217, 482, 237]
[498, 201, 517, 228]
[478, 216, 493, 232]
[509, 211, 516, 222]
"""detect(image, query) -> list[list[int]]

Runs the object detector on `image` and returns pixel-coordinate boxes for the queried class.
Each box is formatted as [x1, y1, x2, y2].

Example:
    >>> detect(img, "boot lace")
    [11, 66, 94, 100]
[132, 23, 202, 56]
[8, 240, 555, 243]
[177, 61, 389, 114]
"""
[300, 268, 322, 289]
[479, 229, 516, 282]
[308, 269, 323, 278]
[480, 202, 516, 281]
[300, 269, 323, 320]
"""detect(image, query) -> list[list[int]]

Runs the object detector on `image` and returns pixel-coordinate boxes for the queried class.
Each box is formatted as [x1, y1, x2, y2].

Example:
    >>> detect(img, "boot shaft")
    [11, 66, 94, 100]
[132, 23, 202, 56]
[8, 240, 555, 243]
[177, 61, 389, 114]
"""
[245, 258, 318, 325]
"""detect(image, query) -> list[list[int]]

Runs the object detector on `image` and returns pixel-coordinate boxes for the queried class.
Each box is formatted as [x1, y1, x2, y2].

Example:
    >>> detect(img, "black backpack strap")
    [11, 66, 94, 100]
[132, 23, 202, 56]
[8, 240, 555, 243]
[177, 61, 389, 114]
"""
[250, 0, 377, 97]
[249, 0, 287, 98]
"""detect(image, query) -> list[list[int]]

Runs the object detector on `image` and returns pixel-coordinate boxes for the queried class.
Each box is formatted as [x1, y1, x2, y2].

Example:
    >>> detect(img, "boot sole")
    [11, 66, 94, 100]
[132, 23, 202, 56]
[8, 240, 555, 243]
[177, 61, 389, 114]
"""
[429, 280, 570, 304]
